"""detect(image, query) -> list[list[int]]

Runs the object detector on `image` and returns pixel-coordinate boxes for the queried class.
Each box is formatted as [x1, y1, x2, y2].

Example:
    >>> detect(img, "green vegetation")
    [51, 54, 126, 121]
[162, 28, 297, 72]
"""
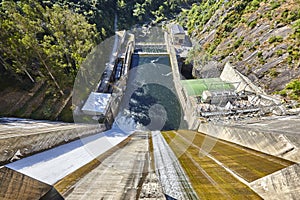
[2, 0, 300, 120]
[279, 9, 300, 24]
[245, 0, 261, 12]
[270, 1, 280, 10]
[257, 51, 263, 58]
[268, 35, 284, 43]
[0, 0, 197, 121]
[237, 52, 244, 60]
[233, 37, 244, 49]
[279, 79, 300, 100]
[0, 0, 100, 120]
[178, 0, 299, 98]
[131, 0, 198, 24]
[275, 49, 284, 57]
[248, 19, 257, 29]
[178, 0, 225, 34]
[269, 68, 280, 78]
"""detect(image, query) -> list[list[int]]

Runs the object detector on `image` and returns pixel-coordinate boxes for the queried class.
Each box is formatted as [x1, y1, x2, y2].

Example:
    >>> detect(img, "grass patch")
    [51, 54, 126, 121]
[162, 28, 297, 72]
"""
[268, 35, 283, 43]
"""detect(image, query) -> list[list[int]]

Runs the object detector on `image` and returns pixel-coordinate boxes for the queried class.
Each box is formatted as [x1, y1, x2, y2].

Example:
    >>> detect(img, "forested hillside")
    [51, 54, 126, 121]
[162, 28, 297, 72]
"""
[2, 0, 299, 121]
[0, 0, 99, 121]
[177, 0, 300, 101]
[0, 0, 196, 121]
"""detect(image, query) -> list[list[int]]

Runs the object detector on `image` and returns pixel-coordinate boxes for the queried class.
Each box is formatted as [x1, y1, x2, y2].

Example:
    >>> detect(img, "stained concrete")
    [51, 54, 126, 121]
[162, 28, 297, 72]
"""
[65, 132, 164, 200]
[0, 118, 106, 164]
[250, 164, 300, 200]
[198, 116, 300, 163]
[0, 167, 63, 200]
[152, 131, 198, 200]
[198, 116, 300, 199]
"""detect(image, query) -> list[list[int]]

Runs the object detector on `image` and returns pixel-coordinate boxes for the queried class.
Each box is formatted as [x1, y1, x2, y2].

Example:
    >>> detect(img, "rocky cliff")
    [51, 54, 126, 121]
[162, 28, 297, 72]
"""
[180, 0, 300, 99]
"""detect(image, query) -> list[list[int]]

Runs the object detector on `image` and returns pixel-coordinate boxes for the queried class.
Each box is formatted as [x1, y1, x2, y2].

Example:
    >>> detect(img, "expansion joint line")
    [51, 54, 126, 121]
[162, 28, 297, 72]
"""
[165, 133, 230, 198]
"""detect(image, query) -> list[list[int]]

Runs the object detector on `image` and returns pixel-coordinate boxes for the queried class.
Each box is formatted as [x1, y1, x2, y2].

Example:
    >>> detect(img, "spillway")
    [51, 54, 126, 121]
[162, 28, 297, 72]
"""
[2, 25, 298, 200]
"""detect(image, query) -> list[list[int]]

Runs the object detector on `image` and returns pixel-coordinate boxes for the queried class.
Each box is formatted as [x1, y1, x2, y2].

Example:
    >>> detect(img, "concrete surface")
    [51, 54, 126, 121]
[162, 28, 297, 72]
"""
[198, 116, 300, 163]
[165, 32, 199, 130]
[65, 132, 164, 200]
[0, 118, 106, 165]
[198, 116, 300, 199]
[139, 173, 165, 200]
[0, 167, 63, 200]
[220, 63, 265, 94]
[6, 126, 130, 185]
[250, 164, 300, 200]
[152, 131, 198, 199]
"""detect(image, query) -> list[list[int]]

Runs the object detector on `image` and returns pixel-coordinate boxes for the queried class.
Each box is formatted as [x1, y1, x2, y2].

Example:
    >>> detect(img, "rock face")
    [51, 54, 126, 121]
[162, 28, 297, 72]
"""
[185, 0, 300, 94]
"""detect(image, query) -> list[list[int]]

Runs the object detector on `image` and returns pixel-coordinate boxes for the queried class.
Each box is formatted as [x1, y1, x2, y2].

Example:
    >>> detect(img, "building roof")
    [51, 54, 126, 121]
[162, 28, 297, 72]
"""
[82, 92, 111, 115]
[170, 24, 185, 35]
[181, 78, 235, 96]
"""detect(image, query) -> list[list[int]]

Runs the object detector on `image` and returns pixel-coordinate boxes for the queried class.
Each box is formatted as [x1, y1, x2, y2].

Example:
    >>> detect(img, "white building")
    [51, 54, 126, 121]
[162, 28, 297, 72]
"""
[170, 24, 185, 45]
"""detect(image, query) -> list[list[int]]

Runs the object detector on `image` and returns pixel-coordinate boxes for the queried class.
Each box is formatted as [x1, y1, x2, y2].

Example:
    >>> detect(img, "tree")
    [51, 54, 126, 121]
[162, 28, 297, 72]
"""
[0, 0, 98, 95]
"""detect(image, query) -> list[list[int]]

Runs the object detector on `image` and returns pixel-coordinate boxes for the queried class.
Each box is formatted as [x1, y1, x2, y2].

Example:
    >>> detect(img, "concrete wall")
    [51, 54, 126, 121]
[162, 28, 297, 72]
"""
[220, 63, 265, 94]
[105, 37, 135, 128]
[0, 124, 106, 165]
[198, 122, 300, 199]
[0, 167, 63, 200]
[198, 122, 300, 163]
[165, 32, 199, 130]
[250, 164, 300, 200]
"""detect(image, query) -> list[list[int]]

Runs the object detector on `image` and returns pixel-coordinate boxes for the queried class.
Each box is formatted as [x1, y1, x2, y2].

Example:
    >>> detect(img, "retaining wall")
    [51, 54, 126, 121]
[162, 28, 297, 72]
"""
[0, 124, 106, 165]
[165, 32, 199, 130]
[198, 122, 300, 163]
[198, 122, 300, 199]
[250, 164, 300, 200]
[0, 167, 63, 200]
[220, 63, 265, 94]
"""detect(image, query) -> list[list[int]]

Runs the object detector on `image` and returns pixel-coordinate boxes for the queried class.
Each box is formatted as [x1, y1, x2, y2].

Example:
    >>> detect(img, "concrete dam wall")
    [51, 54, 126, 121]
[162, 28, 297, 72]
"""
[198, 120, 300, 163]
[0, 122, 106, 165]
[198, 117, 300, 199]
[0, 167, 63, 200]
[250, 164, 300, 200]
[165, 32, 199, 130]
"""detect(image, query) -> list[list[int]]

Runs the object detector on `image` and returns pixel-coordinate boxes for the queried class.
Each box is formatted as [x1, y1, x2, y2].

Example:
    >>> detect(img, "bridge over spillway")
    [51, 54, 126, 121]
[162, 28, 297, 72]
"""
[134, 42, 168, 54]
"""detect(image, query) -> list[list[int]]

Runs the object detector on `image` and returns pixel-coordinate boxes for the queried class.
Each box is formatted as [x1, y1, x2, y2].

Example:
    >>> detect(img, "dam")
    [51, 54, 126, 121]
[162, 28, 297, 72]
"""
[0, 25, 300, 200]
